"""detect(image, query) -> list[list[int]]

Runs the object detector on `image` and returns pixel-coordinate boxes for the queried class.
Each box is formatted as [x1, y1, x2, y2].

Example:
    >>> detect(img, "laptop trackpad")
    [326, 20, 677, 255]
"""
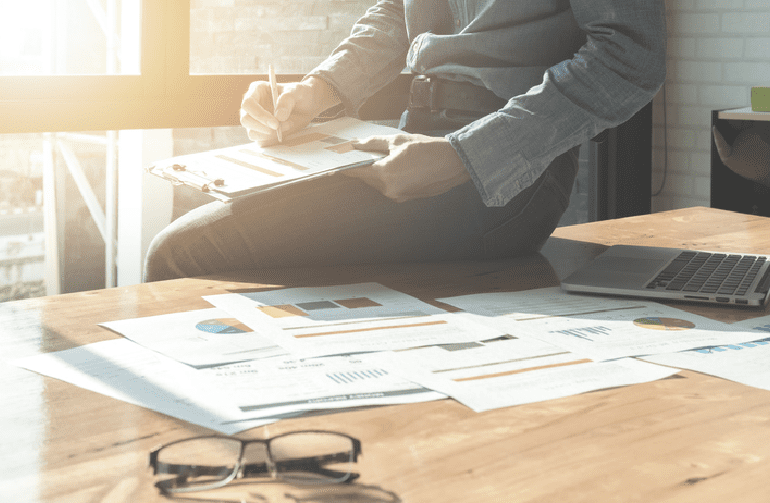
[568, 255, 667, 289]
[589, 256, 665, 275]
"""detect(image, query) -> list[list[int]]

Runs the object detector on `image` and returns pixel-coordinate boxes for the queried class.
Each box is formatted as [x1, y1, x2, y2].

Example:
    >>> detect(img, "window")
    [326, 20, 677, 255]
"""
[0, 0, 261, 136]
[1, 0, 141, 76]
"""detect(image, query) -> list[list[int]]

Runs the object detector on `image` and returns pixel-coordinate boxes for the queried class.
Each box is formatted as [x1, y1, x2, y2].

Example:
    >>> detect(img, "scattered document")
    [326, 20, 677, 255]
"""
[11, 339, 275, 434]
[19, 282, 767, 432]
[643, 335, 770, 391]
[100, 307, 287, 368]
[203, 355, 446, 419]
[437, 287, 759, 360]
[642, 312, 770, 390]
[147, 117, 402, 201]
[206, 282, 505, 358]
[726, 313, 770, 336]
[363, 337, 678, 412]
[10, 337, 446, 432]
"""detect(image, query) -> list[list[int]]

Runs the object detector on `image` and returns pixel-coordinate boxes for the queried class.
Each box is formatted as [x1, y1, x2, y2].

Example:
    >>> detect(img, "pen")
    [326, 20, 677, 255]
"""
[268, 64, 282, 143]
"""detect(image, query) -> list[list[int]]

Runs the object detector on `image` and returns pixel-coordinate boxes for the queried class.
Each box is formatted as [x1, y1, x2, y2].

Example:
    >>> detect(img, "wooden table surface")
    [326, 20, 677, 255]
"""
[2, 207, 770, 503]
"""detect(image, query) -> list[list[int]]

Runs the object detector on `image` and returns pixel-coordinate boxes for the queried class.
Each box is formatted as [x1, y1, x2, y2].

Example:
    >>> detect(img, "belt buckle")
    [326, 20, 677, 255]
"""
[409, 75, 437, 111]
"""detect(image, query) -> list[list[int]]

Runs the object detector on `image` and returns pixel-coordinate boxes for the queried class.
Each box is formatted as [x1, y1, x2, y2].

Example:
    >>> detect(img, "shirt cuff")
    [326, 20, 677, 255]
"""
[447, 85, 597, 207]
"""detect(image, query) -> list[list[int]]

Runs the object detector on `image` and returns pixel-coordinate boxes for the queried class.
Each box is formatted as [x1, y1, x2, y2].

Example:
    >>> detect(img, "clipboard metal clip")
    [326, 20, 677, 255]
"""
[162, 163, 225, 192]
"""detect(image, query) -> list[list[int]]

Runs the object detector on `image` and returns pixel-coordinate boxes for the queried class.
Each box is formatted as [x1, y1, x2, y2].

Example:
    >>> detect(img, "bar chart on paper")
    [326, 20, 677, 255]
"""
[326, 368, 391, 385]
[204, 283, 506, 358]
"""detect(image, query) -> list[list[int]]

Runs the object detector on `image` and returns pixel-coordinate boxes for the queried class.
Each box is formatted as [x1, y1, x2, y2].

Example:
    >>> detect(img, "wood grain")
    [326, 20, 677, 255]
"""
[2, 207, 770, 502]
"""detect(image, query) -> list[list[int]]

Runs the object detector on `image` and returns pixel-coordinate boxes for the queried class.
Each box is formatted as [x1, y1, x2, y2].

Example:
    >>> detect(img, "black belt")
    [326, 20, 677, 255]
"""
[408, 75, 508, 115]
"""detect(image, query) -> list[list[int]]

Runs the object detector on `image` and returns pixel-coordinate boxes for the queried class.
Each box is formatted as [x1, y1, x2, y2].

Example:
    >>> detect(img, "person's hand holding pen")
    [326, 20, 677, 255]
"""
[240, 73, 341, 146]
[239, 70, 470, 203]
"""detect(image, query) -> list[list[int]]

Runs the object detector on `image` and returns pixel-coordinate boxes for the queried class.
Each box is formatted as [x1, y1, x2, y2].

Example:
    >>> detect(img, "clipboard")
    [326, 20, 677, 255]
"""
[146, 117, 402, 202]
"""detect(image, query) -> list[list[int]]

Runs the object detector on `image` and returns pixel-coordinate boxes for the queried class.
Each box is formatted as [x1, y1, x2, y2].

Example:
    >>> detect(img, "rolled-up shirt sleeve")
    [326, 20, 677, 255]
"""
[448, 0, 667, 207]
[305, 0, 410, 116]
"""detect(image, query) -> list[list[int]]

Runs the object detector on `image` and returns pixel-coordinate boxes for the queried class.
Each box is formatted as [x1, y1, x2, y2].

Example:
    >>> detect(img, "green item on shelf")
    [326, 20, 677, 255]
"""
[752, 87, 770, 112]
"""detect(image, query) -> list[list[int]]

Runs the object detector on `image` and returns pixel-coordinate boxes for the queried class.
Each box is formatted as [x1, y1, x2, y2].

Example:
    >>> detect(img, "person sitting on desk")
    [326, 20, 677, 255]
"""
[143, 0, 666, 282]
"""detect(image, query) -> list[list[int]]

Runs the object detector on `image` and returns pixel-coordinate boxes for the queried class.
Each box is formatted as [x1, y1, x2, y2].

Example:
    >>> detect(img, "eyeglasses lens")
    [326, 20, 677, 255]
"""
[157, 438, 244, 489]
[270, 433, 356, 484]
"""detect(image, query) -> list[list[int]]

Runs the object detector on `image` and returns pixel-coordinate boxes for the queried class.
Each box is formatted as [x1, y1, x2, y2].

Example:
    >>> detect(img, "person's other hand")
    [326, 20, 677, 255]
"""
[344, 134, 471, 202]
[240, 76, 339, 146]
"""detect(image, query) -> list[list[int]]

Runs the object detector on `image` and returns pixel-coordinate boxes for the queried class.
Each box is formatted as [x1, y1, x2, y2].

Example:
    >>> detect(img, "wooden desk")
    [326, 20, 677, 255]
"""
[2, 207, 770, 503]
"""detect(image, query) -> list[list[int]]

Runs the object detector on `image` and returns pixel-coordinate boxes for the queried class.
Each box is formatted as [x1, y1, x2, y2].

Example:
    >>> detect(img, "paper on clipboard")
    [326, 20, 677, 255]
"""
[146, 117, 401, 201]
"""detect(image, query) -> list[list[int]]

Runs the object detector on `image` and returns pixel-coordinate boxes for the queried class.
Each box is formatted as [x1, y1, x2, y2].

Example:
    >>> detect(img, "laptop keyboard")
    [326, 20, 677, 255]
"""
[646, 251, 768, 296]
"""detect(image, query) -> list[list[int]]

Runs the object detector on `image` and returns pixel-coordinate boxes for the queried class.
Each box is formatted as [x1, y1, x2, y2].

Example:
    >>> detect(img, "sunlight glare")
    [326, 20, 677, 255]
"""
[0, 0, 48, 58]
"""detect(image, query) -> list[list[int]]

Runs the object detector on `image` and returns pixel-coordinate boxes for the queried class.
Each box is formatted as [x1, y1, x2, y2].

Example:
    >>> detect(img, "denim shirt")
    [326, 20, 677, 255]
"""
[307, 0, 666, 207]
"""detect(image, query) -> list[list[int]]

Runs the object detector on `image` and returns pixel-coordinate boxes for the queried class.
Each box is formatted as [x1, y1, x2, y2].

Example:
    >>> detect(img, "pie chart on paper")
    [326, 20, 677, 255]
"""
[632, 317, 696, 331]
[195, 318, 252, 334]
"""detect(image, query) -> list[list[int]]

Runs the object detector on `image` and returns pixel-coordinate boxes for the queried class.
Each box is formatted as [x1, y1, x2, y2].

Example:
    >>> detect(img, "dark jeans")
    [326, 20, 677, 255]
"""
[143, 110, 578, 282]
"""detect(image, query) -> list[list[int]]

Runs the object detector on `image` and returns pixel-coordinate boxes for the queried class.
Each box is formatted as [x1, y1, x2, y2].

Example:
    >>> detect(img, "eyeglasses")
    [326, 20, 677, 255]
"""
[149, 431, 362, 495]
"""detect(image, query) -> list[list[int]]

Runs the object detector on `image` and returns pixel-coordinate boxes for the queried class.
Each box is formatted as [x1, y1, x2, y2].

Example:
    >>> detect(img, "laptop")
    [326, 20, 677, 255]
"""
[561, 245, 770, 307]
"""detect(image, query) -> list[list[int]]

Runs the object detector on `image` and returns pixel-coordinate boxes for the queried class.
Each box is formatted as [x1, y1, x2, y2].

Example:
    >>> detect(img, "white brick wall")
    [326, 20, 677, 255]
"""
[652, 0, 770, 212]
[190, 0, 372, 74]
